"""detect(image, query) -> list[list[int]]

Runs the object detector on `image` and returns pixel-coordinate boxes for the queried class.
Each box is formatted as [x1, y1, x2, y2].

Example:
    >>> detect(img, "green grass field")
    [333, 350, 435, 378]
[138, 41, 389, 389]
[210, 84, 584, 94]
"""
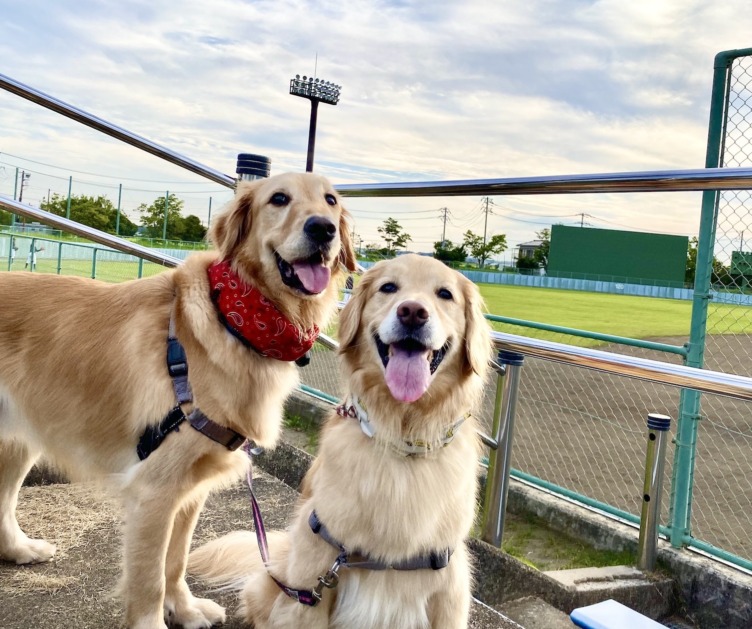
[7, 257, 170, 283]
[478, 282, 752, 344]
[5, 257, 750, 346]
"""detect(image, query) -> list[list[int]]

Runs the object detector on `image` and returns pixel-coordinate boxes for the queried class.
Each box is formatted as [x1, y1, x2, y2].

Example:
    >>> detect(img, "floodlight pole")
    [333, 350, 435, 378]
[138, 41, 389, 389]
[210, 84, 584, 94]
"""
[305, 99, 320, 173]
[290, 75, 341, 172]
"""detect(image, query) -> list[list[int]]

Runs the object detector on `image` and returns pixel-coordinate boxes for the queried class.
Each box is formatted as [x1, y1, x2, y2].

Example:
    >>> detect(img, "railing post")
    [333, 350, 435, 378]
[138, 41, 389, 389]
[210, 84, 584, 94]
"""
[637, 413, 671, 570]
[482, 349, 525, 547]
[29, 237, 36, 272]
[7, 234, 14, 271]
[671, 50, 735, 549]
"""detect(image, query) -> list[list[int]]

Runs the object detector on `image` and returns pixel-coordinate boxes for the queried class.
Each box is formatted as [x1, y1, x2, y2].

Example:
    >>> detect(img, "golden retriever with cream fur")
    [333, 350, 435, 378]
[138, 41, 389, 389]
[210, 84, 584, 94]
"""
[189, 254, 493, 629]
[0, 172, 356, 629]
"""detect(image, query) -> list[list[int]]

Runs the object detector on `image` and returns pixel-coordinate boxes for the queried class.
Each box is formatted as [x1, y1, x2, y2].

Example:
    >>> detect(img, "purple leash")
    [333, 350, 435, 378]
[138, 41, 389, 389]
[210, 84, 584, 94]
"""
[241, 442, 451, 607]
[243, 443, 341, 606]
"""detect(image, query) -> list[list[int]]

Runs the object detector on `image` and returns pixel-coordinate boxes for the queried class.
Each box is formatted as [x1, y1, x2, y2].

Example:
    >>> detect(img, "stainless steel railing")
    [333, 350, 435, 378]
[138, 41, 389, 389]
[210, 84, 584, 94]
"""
[0, 73, 235, 189]
[0, 197, 181, 267]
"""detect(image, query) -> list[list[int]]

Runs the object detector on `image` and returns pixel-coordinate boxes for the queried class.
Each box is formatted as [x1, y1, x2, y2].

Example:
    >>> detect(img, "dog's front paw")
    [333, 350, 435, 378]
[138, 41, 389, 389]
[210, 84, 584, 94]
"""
[1, 536, 57, 565]
[165, 594, 226, 629]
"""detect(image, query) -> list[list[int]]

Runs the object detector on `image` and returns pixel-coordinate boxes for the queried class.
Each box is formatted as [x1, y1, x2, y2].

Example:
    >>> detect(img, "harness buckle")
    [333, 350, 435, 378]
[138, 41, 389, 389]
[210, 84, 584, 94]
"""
[430, 549, 452, 570]
[168, 362, 188, 377]
[167, 338, 188, 377]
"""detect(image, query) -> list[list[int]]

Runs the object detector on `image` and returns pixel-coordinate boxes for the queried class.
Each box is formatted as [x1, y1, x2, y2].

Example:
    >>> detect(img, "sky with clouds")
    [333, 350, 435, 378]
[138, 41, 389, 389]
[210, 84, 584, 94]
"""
[1, 0, 751, 259]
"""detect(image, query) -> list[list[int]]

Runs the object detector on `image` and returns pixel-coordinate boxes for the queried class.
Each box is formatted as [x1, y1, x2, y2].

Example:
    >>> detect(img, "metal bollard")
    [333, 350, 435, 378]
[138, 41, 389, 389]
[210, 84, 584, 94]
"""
[482, 350, 525, 547]
[637, 413, 672, 571]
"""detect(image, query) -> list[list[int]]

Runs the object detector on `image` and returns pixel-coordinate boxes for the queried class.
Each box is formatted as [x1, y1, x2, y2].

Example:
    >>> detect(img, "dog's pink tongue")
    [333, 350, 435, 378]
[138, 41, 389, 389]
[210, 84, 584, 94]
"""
[292, 262, 331, 294]
[385, 346, 432, 402]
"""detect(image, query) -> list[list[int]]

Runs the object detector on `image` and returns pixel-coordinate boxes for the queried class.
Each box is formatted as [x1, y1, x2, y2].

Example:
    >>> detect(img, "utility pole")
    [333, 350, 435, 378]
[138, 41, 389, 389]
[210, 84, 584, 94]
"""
[482, 197, 491, 247]
[18, 170, 30, 203]
[580, 212, 586, 227]
[18, 171, 31, 225]
[439, 207, 449, 243]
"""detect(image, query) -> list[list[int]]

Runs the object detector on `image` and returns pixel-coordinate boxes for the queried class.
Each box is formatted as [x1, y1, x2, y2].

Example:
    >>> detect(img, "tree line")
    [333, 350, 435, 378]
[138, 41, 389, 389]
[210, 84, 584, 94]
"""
[2, 201, 738, 286]
[0, 193, 207, 242]
[370, 217, 509, 269]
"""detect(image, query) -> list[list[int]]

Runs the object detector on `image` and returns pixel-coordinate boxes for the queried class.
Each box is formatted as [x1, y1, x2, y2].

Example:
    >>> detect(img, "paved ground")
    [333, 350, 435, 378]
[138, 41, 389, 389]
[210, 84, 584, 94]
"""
[0, 471, 520, 629]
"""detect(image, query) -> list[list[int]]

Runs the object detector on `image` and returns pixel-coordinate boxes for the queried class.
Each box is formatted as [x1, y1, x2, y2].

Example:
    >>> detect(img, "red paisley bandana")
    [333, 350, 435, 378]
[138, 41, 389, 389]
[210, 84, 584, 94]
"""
[208, 260, 319, 362]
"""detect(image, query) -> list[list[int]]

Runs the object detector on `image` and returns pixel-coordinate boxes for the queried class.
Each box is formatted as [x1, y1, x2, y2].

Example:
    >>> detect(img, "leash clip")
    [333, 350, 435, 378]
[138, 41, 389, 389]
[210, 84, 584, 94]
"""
[313, 557, 343, 601]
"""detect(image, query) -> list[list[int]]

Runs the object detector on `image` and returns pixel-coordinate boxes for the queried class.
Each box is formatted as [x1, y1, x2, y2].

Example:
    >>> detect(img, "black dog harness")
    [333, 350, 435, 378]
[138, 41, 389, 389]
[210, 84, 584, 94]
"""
[137, 313, 246, 460]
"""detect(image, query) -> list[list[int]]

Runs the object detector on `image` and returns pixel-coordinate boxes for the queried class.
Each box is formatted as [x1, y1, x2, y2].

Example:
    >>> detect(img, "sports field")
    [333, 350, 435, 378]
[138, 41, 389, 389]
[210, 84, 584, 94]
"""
[5, 258, 751, 343]
[6, 257, 170, 283]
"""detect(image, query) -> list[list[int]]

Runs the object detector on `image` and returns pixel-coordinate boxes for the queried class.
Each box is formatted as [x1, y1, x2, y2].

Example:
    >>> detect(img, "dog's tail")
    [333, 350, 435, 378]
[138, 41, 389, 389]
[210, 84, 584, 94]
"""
[189, 531, 265, 588]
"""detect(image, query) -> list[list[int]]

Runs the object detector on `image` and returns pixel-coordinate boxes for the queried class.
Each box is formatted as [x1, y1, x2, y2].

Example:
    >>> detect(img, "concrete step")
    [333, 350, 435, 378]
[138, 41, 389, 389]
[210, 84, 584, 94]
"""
[498, 596, 576, 629]
[1, 472, 520, 629]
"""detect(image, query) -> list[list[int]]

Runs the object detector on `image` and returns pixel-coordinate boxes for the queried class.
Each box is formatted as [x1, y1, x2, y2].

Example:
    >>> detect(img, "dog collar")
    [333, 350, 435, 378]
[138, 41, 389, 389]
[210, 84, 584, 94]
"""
[336, 394, 469, 457]
[208, 260, 319, 362]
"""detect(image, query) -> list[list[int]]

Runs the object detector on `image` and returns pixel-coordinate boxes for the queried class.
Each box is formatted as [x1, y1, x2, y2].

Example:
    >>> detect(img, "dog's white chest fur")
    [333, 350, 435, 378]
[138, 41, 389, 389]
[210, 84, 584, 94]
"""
[331, 571, 431, 629]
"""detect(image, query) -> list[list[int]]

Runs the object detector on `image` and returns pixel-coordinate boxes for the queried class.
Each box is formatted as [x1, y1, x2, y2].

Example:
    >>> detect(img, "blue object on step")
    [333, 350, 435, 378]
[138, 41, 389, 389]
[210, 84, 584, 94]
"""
[570, 599, 667, 629]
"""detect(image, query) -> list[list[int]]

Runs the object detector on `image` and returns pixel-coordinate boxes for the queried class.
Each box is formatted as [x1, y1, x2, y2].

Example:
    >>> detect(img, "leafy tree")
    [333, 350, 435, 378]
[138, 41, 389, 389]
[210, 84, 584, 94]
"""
[462, 230, 507, 268]
[41, 194, 138, 236]
[181, 215, 208, 243]
[433, 239, 466, 263]
[0, 209, 12, 226]
[533, 228, 551, 269]
[516, 256, 540, 271]
[686, 236, 731, 286]
[137, 193, 186, 241]
[377, 217, 411, 256]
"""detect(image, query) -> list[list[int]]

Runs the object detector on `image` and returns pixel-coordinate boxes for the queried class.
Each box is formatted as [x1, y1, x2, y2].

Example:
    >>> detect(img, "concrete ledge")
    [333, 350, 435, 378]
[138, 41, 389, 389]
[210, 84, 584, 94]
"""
[506, 479, 752, 629]
[470, 539, 673, 619]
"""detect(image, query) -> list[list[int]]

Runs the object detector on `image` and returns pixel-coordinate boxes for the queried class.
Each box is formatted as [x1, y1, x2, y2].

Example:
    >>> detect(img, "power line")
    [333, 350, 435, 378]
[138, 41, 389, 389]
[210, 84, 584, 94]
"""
[488, 199, 580, 219]
[0, 152, 224, 184]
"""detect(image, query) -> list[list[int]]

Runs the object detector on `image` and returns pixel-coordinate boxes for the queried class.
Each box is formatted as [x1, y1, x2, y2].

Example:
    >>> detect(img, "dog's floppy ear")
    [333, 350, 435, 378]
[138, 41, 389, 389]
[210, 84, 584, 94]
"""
[208, 181, 256, 259]
[337, 267, 376, 352]
[338, 206, 358, 272]
[461, 277, 493, 377]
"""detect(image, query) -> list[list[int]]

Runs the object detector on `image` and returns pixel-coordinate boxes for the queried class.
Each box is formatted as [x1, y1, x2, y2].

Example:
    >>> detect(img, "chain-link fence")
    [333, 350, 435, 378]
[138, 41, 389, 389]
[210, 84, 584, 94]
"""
[694, 51, 752, 566]
[1, 232, 179, 281]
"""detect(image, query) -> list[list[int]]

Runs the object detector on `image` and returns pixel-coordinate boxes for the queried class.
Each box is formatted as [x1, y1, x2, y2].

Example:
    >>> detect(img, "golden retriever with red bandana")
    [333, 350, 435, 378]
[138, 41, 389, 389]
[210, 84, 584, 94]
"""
[0, 172, 356, 629]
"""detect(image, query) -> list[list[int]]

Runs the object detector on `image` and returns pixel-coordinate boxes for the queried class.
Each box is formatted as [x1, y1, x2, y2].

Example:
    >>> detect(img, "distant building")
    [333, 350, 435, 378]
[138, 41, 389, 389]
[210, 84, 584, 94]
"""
[517, 239, 545, 260]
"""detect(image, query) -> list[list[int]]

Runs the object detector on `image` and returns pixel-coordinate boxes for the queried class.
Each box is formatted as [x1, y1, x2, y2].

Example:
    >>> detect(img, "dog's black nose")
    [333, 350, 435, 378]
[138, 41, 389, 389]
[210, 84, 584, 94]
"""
[304, 216, 337, 244]
[397, 301, 429, 329]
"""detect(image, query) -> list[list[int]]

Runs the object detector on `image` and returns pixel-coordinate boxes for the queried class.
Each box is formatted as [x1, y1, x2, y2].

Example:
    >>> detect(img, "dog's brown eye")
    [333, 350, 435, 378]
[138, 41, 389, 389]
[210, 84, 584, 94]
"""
[437, 288, 453, 300]
[270, 192, 289, 206]
[379, 282, 398, 294]
[325, 194, 337, 206]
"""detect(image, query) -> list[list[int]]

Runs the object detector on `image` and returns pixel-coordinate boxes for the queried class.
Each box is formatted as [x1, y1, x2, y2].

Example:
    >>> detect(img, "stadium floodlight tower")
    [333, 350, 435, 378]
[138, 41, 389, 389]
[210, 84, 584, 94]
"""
[289, 74, 341, 172]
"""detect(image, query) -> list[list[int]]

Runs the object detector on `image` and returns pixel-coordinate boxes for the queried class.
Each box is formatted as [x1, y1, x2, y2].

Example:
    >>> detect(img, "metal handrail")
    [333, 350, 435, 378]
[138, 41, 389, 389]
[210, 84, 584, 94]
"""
[0, 73, 236, 189]
[0, 196, 181, 267]
[335, 167, 752, 197]
[492, 331, 752, 401]
[319, 330, 752, 404]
